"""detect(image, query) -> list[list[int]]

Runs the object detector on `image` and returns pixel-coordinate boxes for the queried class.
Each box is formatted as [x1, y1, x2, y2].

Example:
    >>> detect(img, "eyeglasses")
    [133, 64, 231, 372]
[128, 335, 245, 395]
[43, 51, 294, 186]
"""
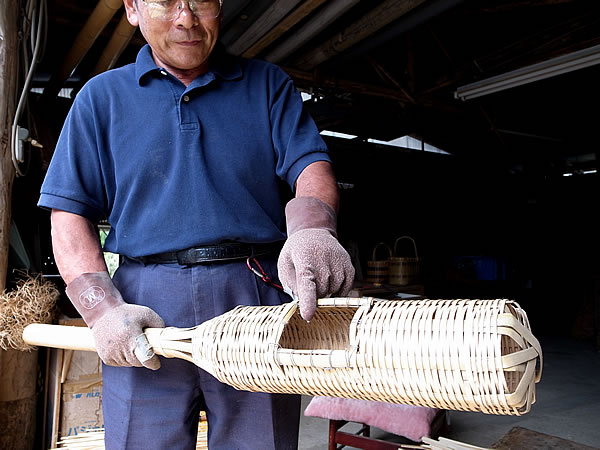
[142, 0, 223, 20]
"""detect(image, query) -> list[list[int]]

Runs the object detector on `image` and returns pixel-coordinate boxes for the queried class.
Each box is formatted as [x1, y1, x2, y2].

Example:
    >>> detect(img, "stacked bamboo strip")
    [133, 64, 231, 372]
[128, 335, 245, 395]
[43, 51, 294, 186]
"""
[53, 413, 208, 449]
[421, 436, 491, 450]
[54, 429, 104, 449]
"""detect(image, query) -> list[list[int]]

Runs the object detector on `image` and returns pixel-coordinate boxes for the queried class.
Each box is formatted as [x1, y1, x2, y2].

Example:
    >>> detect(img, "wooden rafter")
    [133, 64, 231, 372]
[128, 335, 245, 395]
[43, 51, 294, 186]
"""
[293, 0, 427, 70]
[242, 0, 328, 59]
[480, 0, 579, 13]
[284, 67, 415, 104]
[419, 9, 600, 96]
[366, 56, 416, 104]
[227, 0, 302, 56]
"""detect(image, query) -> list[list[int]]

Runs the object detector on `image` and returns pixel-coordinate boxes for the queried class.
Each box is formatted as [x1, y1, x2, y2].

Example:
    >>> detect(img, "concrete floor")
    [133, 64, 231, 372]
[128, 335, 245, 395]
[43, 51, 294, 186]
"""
[297, 336, 600, 449]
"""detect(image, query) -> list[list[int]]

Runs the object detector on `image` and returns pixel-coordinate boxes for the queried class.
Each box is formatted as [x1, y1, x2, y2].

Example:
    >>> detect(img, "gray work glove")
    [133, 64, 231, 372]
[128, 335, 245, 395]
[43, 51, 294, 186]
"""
[66, 272, 165, 370]
[278, 197, 355, 321]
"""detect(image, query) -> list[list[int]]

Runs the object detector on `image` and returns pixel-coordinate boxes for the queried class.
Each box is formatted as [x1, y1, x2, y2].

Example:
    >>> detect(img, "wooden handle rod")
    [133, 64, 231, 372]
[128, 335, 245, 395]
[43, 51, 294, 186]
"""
[23, 323, 97, 351]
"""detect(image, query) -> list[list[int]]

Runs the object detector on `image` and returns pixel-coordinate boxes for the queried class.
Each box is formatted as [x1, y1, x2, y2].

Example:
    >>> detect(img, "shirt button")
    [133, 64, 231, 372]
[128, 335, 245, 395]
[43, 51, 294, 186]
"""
[160, 70, 167, 76]
[183, 95, 190, 102]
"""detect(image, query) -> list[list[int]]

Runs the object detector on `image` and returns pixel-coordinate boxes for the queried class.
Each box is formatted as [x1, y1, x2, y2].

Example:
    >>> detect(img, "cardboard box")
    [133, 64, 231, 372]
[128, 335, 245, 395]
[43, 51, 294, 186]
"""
[59, 348, 103, 438]
[44, 317, 104, 448]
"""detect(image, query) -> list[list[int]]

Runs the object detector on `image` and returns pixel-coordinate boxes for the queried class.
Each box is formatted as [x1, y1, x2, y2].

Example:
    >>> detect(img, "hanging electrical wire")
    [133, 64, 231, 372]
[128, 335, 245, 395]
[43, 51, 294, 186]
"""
[11, 0, 47, 177]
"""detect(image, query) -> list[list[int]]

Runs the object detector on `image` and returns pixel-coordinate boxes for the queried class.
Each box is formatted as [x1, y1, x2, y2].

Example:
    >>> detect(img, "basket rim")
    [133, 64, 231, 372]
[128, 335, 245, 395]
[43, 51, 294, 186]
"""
[392, 236, 418, 258]
[370, 242, 393, 261]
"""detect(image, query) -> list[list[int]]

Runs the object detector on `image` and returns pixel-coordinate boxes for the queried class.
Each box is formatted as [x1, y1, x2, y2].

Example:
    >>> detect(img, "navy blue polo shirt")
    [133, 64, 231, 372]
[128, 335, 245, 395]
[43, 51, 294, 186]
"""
[39, 44, 330, 257]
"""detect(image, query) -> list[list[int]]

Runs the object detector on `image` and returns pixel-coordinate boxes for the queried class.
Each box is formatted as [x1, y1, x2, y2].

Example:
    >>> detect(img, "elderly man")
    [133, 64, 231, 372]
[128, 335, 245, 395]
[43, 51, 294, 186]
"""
[38, 0, 354, 448]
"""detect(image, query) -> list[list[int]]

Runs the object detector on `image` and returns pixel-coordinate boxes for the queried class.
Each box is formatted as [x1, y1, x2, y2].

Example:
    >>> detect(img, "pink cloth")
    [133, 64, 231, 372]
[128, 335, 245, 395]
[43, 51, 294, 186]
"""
[304, 397, 440, 442]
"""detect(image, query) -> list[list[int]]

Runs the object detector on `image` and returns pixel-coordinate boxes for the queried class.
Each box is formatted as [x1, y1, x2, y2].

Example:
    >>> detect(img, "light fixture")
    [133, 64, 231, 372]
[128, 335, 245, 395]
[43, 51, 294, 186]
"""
[320, 130, 357, 140]
[454, 44, 600, 101]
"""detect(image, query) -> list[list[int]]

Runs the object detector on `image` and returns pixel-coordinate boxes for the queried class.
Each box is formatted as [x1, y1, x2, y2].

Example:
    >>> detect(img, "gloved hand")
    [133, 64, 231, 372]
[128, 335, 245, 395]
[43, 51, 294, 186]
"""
[278, 196, 355, 321]
[66, 272, 165, 370]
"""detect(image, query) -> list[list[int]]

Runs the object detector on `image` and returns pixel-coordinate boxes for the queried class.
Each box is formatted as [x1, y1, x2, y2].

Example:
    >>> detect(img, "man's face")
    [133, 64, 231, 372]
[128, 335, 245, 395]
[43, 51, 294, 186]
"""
[124, 0, 221, 77]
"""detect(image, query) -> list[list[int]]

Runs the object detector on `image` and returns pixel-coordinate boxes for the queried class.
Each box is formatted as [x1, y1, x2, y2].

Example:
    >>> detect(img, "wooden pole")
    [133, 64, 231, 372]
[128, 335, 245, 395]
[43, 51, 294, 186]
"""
[1, 5, 39, 450]
[0, 349, 39, 450]
[0, 0, 18, 293]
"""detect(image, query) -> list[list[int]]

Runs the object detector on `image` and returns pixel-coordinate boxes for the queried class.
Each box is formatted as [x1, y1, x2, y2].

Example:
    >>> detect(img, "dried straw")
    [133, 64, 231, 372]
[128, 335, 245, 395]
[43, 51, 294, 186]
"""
[0, 273, 59, 351]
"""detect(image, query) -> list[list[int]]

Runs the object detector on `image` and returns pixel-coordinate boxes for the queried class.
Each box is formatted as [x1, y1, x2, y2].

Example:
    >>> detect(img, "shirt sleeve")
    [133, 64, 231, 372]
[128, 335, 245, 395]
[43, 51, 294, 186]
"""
[268, 69, 331, 190]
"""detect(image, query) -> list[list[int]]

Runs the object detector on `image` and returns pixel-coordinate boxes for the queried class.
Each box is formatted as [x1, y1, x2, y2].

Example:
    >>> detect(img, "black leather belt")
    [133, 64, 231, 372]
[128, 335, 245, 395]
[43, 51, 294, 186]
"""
[134, 242, 283, 265]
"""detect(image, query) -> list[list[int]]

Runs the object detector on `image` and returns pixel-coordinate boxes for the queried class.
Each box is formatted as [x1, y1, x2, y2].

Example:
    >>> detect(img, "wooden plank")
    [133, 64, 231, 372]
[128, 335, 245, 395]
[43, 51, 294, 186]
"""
[227, 0, 303, 56]
[294, 0, 427, 70]
[242, 0, 328, 59]
[46, 348, 65, 449]
[0, 349, 39, 450]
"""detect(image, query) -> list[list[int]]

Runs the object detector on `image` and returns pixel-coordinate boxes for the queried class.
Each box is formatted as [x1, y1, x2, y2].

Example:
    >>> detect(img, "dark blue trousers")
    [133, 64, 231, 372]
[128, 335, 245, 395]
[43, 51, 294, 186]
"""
[103, 255, 301, 449]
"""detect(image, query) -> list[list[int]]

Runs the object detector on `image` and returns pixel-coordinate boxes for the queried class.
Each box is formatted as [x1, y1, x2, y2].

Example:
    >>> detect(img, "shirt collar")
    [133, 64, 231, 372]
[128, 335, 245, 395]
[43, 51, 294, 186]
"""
[135, 42, 243, 85]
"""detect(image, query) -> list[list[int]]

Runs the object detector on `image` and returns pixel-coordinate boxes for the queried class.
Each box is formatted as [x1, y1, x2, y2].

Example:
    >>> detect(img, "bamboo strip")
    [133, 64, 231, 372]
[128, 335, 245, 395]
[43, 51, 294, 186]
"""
[53, 414, 208, 449]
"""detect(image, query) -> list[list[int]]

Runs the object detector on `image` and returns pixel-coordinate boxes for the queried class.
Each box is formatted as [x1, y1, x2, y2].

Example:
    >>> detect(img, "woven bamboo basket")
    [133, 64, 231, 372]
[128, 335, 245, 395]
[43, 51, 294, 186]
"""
[389, 236, 421, 286]
[24, 297, 542, 416]
[366, 242, 392, 284]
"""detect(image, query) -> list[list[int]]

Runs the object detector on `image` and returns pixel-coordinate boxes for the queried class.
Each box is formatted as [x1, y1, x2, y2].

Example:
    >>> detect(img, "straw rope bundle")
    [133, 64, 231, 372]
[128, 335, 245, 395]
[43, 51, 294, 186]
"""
[24, 297, 542, 416]
[0, 273, 59, 351]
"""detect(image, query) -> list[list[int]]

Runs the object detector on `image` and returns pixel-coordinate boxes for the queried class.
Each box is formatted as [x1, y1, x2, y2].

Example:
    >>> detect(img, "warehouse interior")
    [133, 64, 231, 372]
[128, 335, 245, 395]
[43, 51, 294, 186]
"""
[3, 0, 600, 448]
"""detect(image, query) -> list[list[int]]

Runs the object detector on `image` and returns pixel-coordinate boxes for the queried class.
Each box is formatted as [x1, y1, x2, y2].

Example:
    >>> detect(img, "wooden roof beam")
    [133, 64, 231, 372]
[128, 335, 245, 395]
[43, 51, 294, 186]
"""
[292, 0, 427, 70]
[366, 56, 416, 104]
[263, 0, 361, 64]
[43, 0, 123, 100]
[91, 12, 136, 77]
[227, 0, 302, 56]
[284, 67, 415, 104]
[242, 0, 328, 59]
